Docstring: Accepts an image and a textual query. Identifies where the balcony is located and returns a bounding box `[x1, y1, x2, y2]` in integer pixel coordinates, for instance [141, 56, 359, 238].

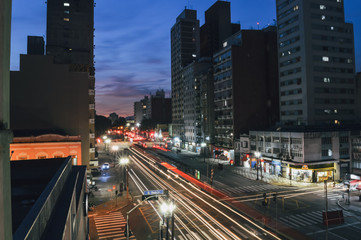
[89, 148, 95, 153]
[89, 104, 95, 110]
[89, 89, 95, 95]
[89, 119, 95, 124]
[89, 133, 95, 138]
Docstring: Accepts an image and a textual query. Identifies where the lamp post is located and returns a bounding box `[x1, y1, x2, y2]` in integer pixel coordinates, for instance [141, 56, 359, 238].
[105, 138, 111, 152]
[255, 151, 261, 181]
[160, 200, 176, 240]
[120, 157, 130, 199]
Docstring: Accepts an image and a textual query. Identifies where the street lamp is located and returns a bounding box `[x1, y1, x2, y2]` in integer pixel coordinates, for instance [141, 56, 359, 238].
[255, 151, 261, 181]
[160, 200, 176, 240]
[105, 138, 111, 151]
[119, 157, 130, 198]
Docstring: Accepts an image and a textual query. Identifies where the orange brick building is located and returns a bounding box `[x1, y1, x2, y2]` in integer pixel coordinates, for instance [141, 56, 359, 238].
[10, 134, 82, 165]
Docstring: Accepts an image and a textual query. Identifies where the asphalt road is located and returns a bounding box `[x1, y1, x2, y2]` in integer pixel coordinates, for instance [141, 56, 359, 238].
[91, 142, 361, 240]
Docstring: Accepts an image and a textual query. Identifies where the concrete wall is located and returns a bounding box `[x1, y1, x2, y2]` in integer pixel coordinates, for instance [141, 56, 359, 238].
[13, 157, 72, 239]
[0, 0, 13, 239]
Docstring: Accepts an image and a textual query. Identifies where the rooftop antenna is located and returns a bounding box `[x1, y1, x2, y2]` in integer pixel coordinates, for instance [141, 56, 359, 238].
[187, 0, 193, 9]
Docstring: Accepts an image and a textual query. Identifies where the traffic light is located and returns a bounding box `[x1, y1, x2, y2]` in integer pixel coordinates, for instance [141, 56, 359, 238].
[246, 154, 250, 160]
[230, 159, 234, 166]
[273, 193, 277, 202]
[262, 193, 268, 206]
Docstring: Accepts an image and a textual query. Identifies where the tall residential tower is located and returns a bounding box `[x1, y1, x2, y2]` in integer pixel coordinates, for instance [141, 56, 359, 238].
[276, 0, 357, 126]
[46, 0, 96, 166]
[171, 9, 200, 140]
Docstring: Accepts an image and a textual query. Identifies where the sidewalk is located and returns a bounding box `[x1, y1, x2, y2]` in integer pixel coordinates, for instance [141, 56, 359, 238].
[177, 148, 320, 188]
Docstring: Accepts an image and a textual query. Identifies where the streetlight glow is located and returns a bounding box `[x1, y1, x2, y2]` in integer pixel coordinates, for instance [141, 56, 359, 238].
[111, 145, 119, 151]
[120, 157, 129, 165]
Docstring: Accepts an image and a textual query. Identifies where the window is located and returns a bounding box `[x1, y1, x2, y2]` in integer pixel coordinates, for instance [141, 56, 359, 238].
[64, 18, 70, 22]
[320, 5, 326, 10]
[64, 10, 69, 14]
[321, 15, 326, 20]
[324, 77, 330, 83]
[322, 137, 332, 145]
[64, 2, 70, 7]
[322, 56, 329, 62]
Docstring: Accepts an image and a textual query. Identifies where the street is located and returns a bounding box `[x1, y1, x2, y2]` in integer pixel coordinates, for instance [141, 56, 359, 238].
[89, 142, 361, 240]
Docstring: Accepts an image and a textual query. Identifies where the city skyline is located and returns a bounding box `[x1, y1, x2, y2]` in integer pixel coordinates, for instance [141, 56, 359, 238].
[10, 0, 361, 117]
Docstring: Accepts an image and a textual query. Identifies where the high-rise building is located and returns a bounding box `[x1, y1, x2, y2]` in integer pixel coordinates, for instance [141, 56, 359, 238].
[200, 1, 240, 58]
[213, 28, 279, 149]
[46, 0, 96, 166]
[134, 96, 150, 125]
[0, 0, 13, 238]
[276, 0, 357, 126]
[27, 36, 45, 55]
[46, 0, 94, 66]
[150, 90, 171, 125]
[183, 59, 213, 149]
[171, 9, 200, 141]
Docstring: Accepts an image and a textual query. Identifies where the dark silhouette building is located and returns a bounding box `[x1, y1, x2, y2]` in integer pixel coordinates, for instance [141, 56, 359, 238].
[200, 1, 240, 58]
[151, 90, 171, 124]
[213, 27, 279, 149]
[27, 36, 44, 55]
[171, 9, 200, 140]
[45, 0, 96, 166]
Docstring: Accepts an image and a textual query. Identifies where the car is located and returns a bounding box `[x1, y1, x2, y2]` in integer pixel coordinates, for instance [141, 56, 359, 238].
[102, 162, 110, 170]
[91, 168, 101, 177]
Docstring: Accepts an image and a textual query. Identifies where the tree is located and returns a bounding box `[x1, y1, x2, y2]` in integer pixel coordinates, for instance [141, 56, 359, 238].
[95, 115, 112, 137]
[112, 117, 126, 128]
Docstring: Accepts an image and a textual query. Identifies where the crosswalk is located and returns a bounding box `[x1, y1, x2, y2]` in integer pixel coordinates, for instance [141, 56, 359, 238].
[279, 208, 353, 229]
[222, 184, 285, 195]
[93, 211, 136, 240]
[314, 192, 342, 201]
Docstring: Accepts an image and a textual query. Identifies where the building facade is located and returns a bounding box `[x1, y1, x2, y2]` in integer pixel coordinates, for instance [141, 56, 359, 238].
[46, 0, 96, 166]
[171, 9, 200, 139]
[0, 0, 13, 238]
[11, 54, 91, 167]
[248, 129, 353, 182]
[276, 0, 357, 126]
[150, 90, 171, 124]
[10, 134, 82, 165]
[213, 28, 279, 150]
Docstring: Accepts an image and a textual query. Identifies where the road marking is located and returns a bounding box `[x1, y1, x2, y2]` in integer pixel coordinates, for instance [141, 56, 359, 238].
[230, 226, 249, 239]
[93, 211, 135, 240]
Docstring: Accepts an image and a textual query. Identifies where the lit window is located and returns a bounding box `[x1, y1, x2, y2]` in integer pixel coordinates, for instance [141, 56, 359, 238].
[347, 59, 352, 63]
[330, 26, 334, 30]
[321, 15, 326, 20]
[322, 56, 329, 62]
[323, 77, 330, 83]
[223, 41, 228, 48]
[64, 2, 70, 7]
[334, 109, 338, 113]
[293, 5, 299, 11]
[64, 10, 69, 14]
[337, 0, 341, 2]
[64, 18, 70, 22]
[324, 109, 331, 114]
[320, 5, 326, 10]
[192, 54, 196, 57]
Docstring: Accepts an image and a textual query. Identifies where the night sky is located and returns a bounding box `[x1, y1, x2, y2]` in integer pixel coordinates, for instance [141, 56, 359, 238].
[10, 0, 361, 117]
